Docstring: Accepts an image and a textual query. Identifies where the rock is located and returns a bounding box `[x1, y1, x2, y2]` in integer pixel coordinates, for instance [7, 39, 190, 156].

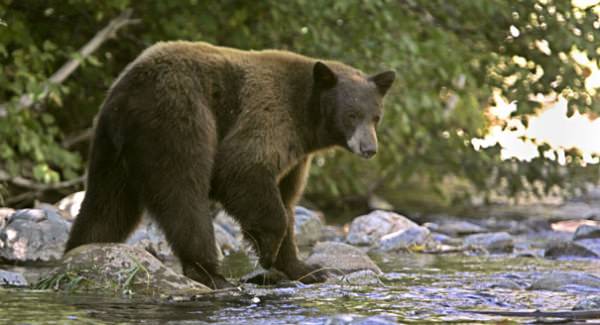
[573, 296, 600, 310]
[486, 279, 523, 290]
[479, 218, 550, 235]
[320, 225, 346, 242]
[127, 217, 173, 261]
[240, 268, 289, 286]
[0, 269, 28, 287]
[34, 202, 71, 222]
[574, 224, 600, 240]
[347, 210, 418, 246]
[425, 219, 487, 237]
[213, 210, 247, 256]
[323, 314, 397, 325]
[0, 208, 14, 229]
[330, 269, 383, 286]
[530, 271, 600, 291]
[127, 216, 242, 261]
[214, 210, 241, 238]
[306, 241, 381, 274]
[543, 242, 599, 259]
[463, 232, 514, 253]
[294, 206, 324, 247]
[214, 222, 242, 256]
[552, 219, 600, 233]
[0, 209, 71, 263]
[574, 239, 600, 256]
[514, 248, 545, 258]
[430, 233, 463, 246]
[524, 230, 573, 245]
[55, 191, 86, 220]
[367, 195, 394, 211]
[555, 202, 600, 220]
[377, 226, 430, 252]
[573, 185, 600, 202]
[37, 244, 211, 296]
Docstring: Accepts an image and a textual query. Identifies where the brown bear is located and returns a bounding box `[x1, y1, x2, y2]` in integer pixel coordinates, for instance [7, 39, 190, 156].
[65, 41, 395, 289]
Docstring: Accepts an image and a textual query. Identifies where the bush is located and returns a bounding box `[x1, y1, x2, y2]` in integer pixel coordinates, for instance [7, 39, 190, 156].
[1, 1, 599, 211]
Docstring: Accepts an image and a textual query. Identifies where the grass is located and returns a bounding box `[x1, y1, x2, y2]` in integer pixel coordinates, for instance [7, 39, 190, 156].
[121, 255, 151, 295]
[35, 271, 87, 292]
[34, 256, 151, 295]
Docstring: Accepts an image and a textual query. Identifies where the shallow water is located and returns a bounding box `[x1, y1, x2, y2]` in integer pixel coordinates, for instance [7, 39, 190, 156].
[2, 253, 600, 324]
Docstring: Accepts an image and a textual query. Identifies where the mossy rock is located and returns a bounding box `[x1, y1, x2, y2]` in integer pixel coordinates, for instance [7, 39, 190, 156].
[35, 244, 211, 297]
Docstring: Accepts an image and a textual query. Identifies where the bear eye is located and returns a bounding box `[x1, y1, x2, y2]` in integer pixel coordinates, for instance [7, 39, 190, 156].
[348, 112, 358, 121]
[373, 116, 381, 124]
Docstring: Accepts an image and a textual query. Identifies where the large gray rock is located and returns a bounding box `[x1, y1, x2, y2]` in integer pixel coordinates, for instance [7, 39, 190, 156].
[430, 233, 463, 246]
[213, 210, 247, 255]
[574, 239, 600, 256]
[218, 206, 325, 248]
[37, 244, 211, 296]
[529, 271, 600, 291]
[294, 206, 323, 247]
[320, 225, 346, 242]
[214, 210, 241, 238]
[554, 202, 600, 220]
[463, 232, 514, 253]
[543, 241, 599, 259]
[306, 241, 381, 274]
[0, 208, 15, 229]
[214, 222, 242, 257]
[127, 218, 173, 261]
[347, 210, 418, 246]
[127, 215, 243, 261]
[573, 296, 600, 310]
[377, 226, 430, 252]
[574, 224, 600, 240]
[0, 209, 71, 263]
[425, 220, 487, 237]
[55, 191, 86, 221]
[0, 269, 27, 287]
[479, 218, 550, 235]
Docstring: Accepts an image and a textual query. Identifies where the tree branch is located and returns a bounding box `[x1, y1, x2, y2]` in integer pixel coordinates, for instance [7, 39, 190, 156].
[0, 169, 85, 191]
[62, 127, 94, 149]
[0, 9, 140, 117]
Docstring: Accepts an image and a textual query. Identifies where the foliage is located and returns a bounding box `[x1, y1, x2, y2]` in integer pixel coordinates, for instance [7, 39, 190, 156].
[0, 0, 599, 211]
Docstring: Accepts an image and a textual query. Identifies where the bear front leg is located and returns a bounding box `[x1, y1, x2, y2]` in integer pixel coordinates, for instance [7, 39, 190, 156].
[212, 164, 288, 269]
[273, 157, 331, 283]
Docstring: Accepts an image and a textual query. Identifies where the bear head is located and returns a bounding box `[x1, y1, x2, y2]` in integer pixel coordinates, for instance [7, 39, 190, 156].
[312, 61, 396, 159]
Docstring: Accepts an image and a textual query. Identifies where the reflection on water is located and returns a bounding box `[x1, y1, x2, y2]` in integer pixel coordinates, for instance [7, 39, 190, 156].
[2, 253, 599, 324]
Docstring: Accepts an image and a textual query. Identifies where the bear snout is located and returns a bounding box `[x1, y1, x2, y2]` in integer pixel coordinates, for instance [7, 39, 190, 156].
[360, 144, 377, 159]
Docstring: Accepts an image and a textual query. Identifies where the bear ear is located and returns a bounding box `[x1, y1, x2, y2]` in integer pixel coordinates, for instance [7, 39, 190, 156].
[370, 70, 396, 95]
[313, 61, 337, 89]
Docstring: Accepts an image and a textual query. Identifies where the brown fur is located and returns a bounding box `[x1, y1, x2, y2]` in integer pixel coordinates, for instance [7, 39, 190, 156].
[65, 41, 395, 289]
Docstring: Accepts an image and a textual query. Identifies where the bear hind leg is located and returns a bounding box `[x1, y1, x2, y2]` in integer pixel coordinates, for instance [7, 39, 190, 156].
[134, 108, 233, 289]
[145, 189, 232, 289]
[65, 128, 143, 252]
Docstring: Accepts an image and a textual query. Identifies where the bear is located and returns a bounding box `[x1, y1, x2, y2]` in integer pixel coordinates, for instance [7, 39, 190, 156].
[64, 41, 395, 289]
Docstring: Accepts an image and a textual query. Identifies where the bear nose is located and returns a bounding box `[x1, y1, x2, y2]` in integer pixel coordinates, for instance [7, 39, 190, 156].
[360, 144, 377, 158]
[362, 149, 376, 158]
